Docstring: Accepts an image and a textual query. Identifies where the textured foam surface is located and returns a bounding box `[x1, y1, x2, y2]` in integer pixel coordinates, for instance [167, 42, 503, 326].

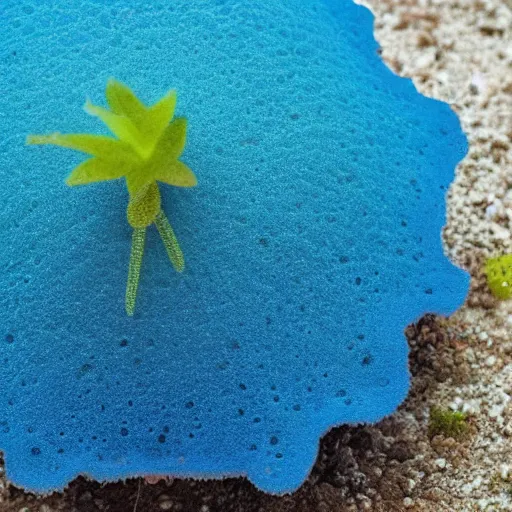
[0, 0, 468, 494]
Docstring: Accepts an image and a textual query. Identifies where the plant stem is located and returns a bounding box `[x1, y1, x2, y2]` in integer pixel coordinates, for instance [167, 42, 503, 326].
[154, 210, 185, 272]
[125, 227, 146, 316]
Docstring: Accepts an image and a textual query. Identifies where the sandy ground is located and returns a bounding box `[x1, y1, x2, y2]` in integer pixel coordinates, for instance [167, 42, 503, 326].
[359, 1, 512, 509]
[1, 0, 511, 511]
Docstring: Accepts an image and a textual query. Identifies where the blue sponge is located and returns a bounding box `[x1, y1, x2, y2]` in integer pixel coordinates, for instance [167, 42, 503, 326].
[0, 0, 468, 494]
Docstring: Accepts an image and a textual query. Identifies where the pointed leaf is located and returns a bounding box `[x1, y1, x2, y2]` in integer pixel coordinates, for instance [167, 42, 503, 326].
[156, 160, 197, 188]
[66, 158, 128, 186]
[125, 167, 153, 197]
[139, 90, 177, 147]
[153, 118, 187, 160]
[27, 132, 137, 161]
[105, 78, 147, 124]
[84, 99, 150, 157]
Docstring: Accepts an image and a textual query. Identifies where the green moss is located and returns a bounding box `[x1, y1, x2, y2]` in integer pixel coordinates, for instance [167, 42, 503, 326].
[485, 254, 512, 300]
[428, 407, 469, 439]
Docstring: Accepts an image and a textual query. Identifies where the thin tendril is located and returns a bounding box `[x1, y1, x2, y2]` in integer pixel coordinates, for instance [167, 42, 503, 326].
[155, 210, 185, 272]
[126, 227, 146, 316]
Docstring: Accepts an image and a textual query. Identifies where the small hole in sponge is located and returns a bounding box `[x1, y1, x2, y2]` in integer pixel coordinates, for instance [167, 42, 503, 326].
[362, 354, 373, 366]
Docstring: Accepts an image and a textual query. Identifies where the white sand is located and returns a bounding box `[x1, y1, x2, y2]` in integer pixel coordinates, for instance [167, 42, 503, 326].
[357, 0, 512, 509]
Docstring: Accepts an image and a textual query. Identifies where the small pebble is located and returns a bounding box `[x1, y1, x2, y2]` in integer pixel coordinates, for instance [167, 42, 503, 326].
[403, 497, 414, 508]
[478, 331, 489, 342]
[485, 355, 496, 367]
[488, 404, 503, 418]
[435, 458, 447, 469]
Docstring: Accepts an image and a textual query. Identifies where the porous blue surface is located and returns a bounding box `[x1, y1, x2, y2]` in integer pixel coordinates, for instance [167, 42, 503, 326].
[0, 0, 468, 494]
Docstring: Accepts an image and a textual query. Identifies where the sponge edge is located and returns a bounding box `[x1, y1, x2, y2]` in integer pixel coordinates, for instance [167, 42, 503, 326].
[0, 0, 468, 495]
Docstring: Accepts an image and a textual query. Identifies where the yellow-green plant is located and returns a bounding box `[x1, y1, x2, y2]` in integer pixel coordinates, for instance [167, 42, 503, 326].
[485, 254, 512, 300]
[27, 79, 197, 315]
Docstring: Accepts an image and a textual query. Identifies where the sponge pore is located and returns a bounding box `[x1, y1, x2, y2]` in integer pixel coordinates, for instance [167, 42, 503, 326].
[0, 0, 468, 494]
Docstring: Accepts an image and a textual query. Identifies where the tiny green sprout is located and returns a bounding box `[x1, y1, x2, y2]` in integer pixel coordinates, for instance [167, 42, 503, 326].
[428, 406, 469, 439]
[485, 254, 512, 300]
[27, 79, 197, 315]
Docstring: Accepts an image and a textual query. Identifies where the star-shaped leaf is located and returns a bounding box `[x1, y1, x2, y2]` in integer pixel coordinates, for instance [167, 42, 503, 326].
[26, 79, 197, 201]
[27, 79, 198, 316]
